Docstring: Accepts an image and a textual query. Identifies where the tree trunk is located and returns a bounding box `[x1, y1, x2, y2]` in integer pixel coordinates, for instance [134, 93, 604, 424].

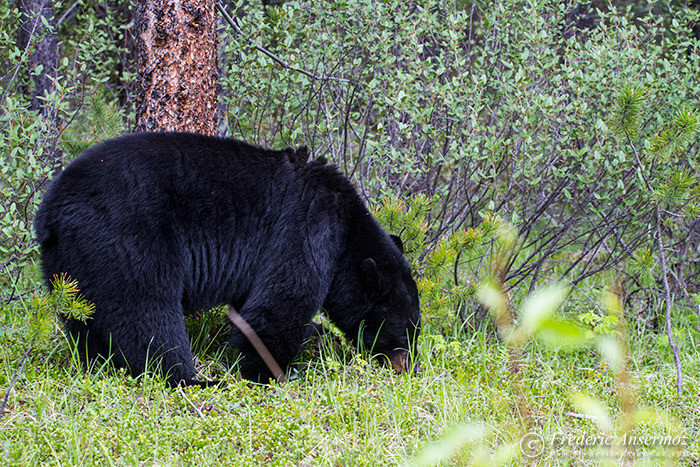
[17, 0, 57, 119]
[133, 0, 219, 135]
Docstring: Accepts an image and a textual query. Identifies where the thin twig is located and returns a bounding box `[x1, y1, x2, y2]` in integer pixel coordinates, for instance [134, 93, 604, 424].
[226, 307, 287, 383]
[216, 2, 348, 83]
[2, 286, 41, 305]
[666, 266, 700, 327]
[0, 346, 32, 420]
[656, 206, 683, 395]
[0, 3, 45, 105]
[176, 386, 205, 417]
[56, 0, 81, 27]
[565, 411, 598, 421]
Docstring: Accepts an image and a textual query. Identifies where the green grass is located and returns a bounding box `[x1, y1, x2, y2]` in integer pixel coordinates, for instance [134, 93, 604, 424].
[1, 296, 698, 467]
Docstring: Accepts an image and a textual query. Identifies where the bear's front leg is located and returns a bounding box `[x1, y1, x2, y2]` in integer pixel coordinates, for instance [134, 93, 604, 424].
[228, 296, 319, 383]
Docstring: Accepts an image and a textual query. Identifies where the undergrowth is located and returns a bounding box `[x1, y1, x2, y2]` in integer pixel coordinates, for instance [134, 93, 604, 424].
[0, 265, 698, 465]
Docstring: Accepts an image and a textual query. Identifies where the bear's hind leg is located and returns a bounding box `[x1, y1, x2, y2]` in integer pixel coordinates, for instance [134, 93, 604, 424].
[100, 303, 202, 386]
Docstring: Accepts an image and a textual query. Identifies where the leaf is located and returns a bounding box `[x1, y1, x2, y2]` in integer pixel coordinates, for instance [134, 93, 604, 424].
[597, 336, 624, 373]
[477, 280, 507, 316]
[519, 284, 568, 335]
[570, 392, 613, 432]
[630, 407, 682, 436]
[536, 316, 589, 348]
[600, 291, 623, 323]
[609, 83, 647, 138]
[408, 423, 491, 467]
[649, 105, 700, 160]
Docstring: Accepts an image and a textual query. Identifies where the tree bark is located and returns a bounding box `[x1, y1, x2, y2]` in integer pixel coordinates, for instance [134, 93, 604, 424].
[134, 0, 219, 135]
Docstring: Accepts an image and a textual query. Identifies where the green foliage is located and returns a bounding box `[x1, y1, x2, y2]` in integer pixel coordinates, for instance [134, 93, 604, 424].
[371, 194, 434, 261]
[648, 105, 700, 161]
[607, 73, 700, 343]
[1, 283, 696, 465]
[609, 83, 647, 138]
[218, 0, 700, 327]
[373, 196, 494, 330]
[408, 423, 494, 467]
[478, 275, 586, 350]
[45, 273, 95, 322]
[60, 90, 127, 159]
[465, 242, 687, 464]
[0, 100, 53, 299]
[2, 1, 700, 462]
[629, 247, 655, 284]
[655, 170, 700, 211]
[0, 3, 20, 77]
[578, 298, 621, 336]
[185, 306, 235, 368]
[22, 273, 94, 350]
[1, 0, 131, 303]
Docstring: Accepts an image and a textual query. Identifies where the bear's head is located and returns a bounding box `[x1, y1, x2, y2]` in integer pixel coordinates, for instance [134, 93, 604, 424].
[324, 233, 421, 373]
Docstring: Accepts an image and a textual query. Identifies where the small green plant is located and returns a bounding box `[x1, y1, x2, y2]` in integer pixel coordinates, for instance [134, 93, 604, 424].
[609, 81, 700, 394]
[372, 195, 497, 332]
[60, 90, 127, 160]
[0, 273, 94, 419]
[43, 273, 95, 322]
[26, 273, 94, 349]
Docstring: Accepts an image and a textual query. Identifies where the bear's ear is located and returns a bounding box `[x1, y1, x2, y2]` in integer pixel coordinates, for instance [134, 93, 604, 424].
[287, 146, 308, 165]
[294, 146, 309, 164]
[361, 258, 382, 292]
[389, 234, 404, 254]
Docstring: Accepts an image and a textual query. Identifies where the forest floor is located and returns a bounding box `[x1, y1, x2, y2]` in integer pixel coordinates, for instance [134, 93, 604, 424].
[1, 270, 698, 466]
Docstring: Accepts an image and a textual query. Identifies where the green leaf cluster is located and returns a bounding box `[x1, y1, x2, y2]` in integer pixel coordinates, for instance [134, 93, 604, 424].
[648, 106, 700, 161]
[46, 273, 95, 322]
[609, 83, 648, 138]
[373, 196, 494, 330]
[24, 273, 94, 348]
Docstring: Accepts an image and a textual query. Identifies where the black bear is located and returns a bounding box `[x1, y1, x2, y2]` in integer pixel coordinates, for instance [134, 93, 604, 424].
[35, 132, 421, 385]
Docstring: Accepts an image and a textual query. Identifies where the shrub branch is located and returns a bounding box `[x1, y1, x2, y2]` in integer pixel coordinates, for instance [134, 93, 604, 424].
[628, 134, 683, 395]
[216, 2, 348, 83]
[0, 346, 32, 420]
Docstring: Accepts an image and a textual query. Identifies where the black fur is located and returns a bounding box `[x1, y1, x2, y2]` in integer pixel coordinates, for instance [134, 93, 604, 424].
[35, 132, 421, 385]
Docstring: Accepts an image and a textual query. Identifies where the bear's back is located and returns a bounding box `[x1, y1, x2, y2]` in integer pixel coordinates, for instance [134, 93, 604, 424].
[59, 133, 289, 187]
[35, 133, 358, 267]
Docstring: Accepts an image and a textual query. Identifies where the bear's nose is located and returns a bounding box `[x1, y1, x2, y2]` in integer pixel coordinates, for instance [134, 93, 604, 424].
[384, 349, 420, 374]
[387, 349, 408, 373]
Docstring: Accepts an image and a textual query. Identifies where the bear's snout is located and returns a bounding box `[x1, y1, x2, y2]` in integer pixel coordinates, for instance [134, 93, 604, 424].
[383, 349, 420, 374]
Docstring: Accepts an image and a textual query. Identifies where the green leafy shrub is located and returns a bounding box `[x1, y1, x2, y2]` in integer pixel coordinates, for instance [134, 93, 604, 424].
[373, 195, 497, 331]
[1, 0, 131, 303]
[218, 0, 700, 332]
[0, 102, 53, 300]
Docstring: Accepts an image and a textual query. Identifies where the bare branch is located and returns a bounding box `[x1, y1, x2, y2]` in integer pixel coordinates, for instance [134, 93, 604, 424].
[0, 346, 32, 420]
[227, 307, 287, 383]
[655, 206, 684, 395]
[216, 2, 348, 84]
